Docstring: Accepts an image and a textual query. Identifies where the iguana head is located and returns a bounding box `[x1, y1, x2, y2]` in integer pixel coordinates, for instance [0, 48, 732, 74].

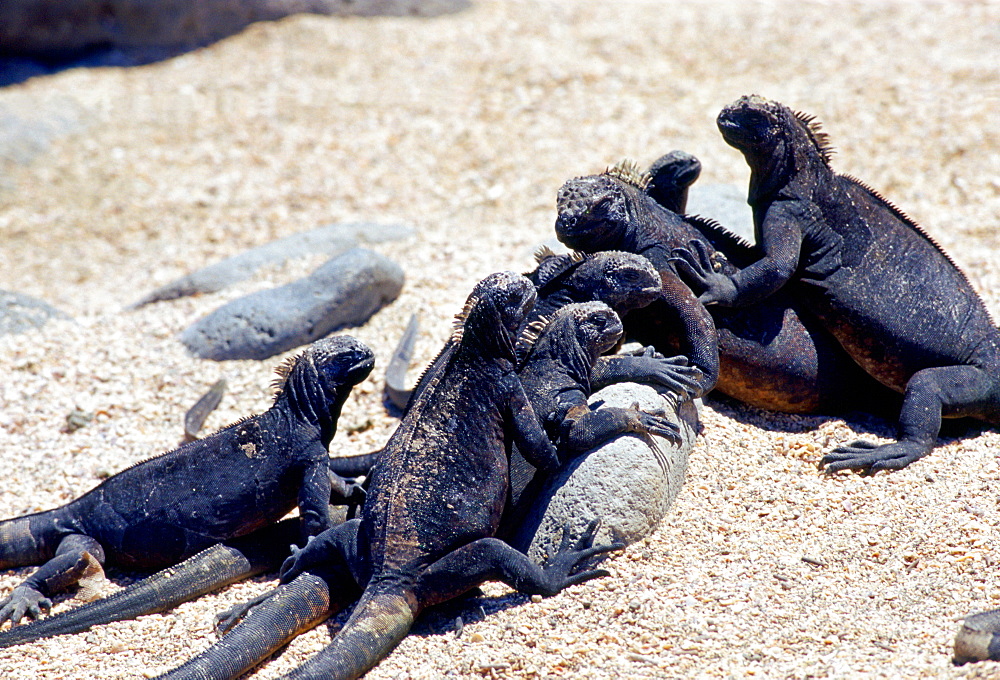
[272, 335, 375, 438]
[717, 95, 834, 175]
[555, 160, 651, 252]
[457, 271, 537, 360]
[572, 251, 661, 314]
[517, 301, 623, 369]
[273, 335, 375, 395]
[647, 150, 702, 214]
[530, 248, 660, 316]
[570, 301, 625, 359]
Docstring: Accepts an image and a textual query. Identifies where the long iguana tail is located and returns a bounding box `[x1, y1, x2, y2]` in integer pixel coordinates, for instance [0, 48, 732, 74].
[0, 542, 267, 648]
[0, 512, 60, 569]
[156, 573, 336, 680]
[285, 584, 417, 680]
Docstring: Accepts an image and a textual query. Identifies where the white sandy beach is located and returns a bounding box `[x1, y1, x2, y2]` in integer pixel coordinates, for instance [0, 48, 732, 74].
[0, 1, 998, 677]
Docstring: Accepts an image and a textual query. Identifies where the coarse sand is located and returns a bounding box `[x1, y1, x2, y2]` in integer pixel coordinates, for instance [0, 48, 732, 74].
[0, 1, 998, 678]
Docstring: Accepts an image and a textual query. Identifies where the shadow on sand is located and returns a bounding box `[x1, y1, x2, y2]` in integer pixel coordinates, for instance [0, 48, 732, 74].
[0, 0, 471, 87]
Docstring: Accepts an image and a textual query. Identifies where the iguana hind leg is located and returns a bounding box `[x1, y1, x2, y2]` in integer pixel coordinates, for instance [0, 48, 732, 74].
[0, 533, 105, 627]
[416, 519, 623, 607]
[821, 365, 1000, 473]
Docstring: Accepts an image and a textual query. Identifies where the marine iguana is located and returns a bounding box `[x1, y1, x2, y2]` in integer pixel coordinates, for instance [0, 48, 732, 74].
[555, 159, 893, 415]
[671, 94, 1000, 472]
[154, 271, 622, 680]
[385, 248, 702, 410]
[646, 149, 702, 214]
[0, 336, 373, 646]
[502, 300, 680, 537]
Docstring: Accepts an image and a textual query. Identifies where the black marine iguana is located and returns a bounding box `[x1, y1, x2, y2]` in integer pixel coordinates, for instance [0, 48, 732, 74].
[503, 300, 681, 537]
[555, 158, 893, 415]
[0, 336, 374, 646]
[671, 94, 1000, 473]
[646, 149, 702, 214]
[154, 271, 622, 680]
[385, 248, 702, 409]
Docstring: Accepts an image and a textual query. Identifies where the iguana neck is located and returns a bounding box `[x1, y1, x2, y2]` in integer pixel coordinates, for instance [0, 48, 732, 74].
[462, 311, 517, 363]
[530, 322, 593, 394]
[630, 192, 675, 258]
[279, 366, 341, 446]
[747, 137, 827, 205]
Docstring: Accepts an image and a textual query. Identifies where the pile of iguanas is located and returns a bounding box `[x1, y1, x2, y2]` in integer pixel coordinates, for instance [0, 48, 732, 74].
[1, 94, 997, 677]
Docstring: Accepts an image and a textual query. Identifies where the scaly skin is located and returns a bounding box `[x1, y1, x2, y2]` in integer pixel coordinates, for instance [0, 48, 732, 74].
[154, 272, 622, 680]
[388, 248, 703, 410]
[673, 95, 1000, 473]
[555, 160, 893, 416]
[503, 301, 682, 536]
[0, 336, 373, 640]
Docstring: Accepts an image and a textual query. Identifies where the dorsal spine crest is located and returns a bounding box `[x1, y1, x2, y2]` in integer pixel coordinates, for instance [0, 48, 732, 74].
[604, 159, 652, 190]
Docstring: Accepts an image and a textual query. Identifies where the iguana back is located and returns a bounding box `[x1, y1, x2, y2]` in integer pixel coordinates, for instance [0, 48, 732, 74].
[672, 94, 1000, 472]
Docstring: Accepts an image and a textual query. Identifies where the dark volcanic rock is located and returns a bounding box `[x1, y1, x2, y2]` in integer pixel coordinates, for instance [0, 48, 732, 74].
[180, 248, 404, 361]
[0, 0, 471, 58]
[131, 221, 412, 308]
[0, 290, 70, 335]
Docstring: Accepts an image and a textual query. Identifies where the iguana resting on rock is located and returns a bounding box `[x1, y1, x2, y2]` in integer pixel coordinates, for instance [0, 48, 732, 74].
[0, 336, 374, 647]
[555, 158, 893, 416]
[503, 300, 680, 538]
[671, 94, 1000, 473]
[385, 248, 702, 410]
[154, 272, 622, 680]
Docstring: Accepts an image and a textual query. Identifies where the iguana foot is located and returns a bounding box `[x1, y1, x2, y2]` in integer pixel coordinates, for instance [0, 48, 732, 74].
[643, 355, 704, 399]
[0, 585, 51, 626]
[954, 608, 1000, 665]
[669, 239, 738, 307]
[279, 536, 317, 583]
[214, 589, 276, 635]
[626, 405, 682, 443]
[820, 439, 930, 474]
[538, 519, 624, 596]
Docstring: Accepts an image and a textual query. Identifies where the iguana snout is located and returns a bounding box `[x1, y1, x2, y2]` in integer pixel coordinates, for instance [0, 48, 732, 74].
[305, 336, 376, 390]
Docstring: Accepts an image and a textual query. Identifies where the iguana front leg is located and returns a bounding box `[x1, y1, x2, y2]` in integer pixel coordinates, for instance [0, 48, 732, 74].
[298, 446, 337, 538]
[506, 375, 561, 472]
[560, 402, 681, 453]
[592, 350, 702, 399]
[671, 201, 806, 307]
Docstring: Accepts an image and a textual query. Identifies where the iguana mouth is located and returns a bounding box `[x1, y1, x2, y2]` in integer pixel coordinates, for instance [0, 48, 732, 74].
[347, 354, 376, 382]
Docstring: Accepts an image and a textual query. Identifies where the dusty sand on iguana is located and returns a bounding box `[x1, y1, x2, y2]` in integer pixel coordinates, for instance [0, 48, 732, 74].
[0, 1, 998, 678]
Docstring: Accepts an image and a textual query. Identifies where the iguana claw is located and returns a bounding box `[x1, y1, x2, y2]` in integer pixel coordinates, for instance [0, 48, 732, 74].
[0, 586, 51, 627]
[538, 519, 624, 595]
[820, 439, 929, 474]
[670, 239, 739, 307]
